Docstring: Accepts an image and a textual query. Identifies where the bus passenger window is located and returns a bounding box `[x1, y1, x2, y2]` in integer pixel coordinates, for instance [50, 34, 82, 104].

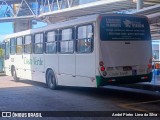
[34, 33, 43, 54]
[60, 28, 74, 53]
[24, 35, 32, 54]
[16, 37, 23, 54]
[76, 24, 93, 53]
[10, 38, 16, 55]
[5, 41, 10, 59]
[46, 31, 56, 54]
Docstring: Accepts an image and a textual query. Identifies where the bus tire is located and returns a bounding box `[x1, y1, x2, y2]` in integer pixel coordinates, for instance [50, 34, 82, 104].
[12, 68, 19, 82]
[46, 69, 57, 90]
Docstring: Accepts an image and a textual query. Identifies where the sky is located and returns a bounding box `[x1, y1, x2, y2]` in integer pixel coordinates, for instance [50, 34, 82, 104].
[0, 22, 13, 42]
[0, 21, 47, 42]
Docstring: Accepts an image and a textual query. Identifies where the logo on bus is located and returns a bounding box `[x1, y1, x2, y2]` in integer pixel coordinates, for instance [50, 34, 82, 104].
[24, 57, 43, 65]
[123, 19, 144, 28]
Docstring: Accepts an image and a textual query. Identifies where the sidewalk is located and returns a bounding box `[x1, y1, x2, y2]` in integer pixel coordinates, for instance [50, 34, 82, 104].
[151, 75, 160, 85]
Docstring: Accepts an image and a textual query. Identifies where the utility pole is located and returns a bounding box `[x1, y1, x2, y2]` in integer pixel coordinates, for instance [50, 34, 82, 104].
[136, 0, 144, 10]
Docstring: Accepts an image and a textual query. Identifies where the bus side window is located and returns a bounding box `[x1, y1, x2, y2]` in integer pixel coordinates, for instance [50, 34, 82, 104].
[60, 28, 74, 53]
[34, 33, 44, 54]
[76, 24, 93, 53]
[5, 41, 10, 60]
[45, 30, 57, 54]
[16, 37, 23, 54]
[24, 35, 32, 54]
[10, 38, 16, 55]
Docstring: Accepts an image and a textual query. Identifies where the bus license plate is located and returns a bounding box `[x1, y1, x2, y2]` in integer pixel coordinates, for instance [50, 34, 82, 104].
[123, 66, 132, 71]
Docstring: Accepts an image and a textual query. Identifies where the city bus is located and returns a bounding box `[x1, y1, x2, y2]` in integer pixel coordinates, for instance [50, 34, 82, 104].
[3, 14, 152, 89]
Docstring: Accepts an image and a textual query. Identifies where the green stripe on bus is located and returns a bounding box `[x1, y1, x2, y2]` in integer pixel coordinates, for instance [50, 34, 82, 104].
[96, 73, 152, 87]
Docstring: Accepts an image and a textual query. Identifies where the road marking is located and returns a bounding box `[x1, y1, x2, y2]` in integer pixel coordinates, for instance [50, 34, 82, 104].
[118, 104, 149, 112]
[118, 100, 160, 115]
[120, 99, 160, 106]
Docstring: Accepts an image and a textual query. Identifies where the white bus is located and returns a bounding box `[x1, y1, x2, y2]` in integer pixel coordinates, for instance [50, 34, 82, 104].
[3, 14, 152, 89]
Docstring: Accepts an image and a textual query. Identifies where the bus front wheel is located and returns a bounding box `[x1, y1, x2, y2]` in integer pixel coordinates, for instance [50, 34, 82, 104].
[46, 70, 57, 90]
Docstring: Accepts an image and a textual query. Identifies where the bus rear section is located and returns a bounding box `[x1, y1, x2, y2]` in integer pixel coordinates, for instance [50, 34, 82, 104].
[96, 14, 152, 87]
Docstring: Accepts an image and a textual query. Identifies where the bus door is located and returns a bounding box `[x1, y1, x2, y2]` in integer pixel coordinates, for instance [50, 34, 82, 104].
[58, 28, 76, 86]
[15, 37, 24, 78]
[32, 33, 45, 82]
[75, 24, 96, 87]
[4, 41, 10, 75]
[23, 35, 33, 80]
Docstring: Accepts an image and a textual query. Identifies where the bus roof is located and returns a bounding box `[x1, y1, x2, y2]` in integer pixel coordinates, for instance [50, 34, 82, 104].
[4, 13, 148, 40]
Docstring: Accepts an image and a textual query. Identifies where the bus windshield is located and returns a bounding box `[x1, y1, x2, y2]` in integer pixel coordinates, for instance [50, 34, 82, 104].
[100, 15, 151, 41]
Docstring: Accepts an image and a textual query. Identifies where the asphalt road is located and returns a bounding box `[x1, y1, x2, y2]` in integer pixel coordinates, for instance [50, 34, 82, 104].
[0, 76, 160, 120]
